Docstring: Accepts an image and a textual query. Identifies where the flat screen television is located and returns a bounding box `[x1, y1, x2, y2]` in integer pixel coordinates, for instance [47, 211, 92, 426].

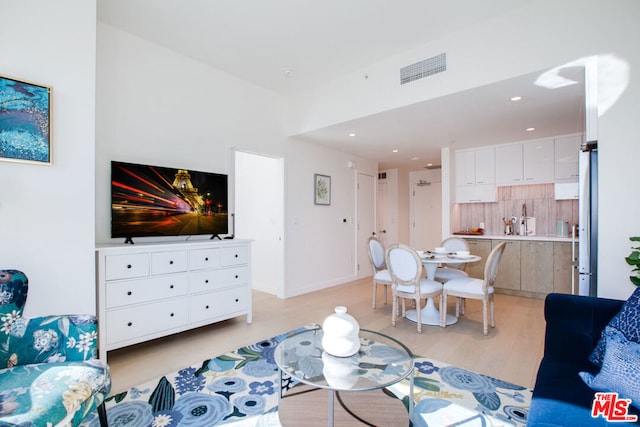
[111, 161, 228, 241]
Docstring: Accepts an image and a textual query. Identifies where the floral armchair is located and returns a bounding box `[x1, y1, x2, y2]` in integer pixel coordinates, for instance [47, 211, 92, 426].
[0, 270, 110, 426]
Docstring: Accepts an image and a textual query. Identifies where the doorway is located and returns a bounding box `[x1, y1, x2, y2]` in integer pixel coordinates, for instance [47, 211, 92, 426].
[234, 150, 285, 297]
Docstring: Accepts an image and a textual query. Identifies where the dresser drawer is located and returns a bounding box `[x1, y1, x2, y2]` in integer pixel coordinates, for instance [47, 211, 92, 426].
[106, 297, 188, 345]
[105, 253, 149, 281]
[106, 274, 188, 308]
[189, 248, 220, 270]
[189, 266, 248, 293]
[190, 286, 249, 324]
[220, 245, 249, 266]
[151, 250, 188, 275]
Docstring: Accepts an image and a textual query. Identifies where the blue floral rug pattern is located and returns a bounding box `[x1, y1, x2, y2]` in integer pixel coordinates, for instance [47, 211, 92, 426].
[81, 325, 531, 426]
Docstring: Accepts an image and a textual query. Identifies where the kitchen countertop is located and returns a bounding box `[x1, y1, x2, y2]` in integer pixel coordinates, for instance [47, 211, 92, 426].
[456, 234, 576, 243]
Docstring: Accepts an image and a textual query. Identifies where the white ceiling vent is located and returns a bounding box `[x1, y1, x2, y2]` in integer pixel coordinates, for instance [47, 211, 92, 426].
[400, 53, 446, 85]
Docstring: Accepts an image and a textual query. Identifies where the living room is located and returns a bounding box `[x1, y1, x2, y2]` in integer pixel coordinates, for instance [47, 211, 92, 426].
[1, 1, 639, 425]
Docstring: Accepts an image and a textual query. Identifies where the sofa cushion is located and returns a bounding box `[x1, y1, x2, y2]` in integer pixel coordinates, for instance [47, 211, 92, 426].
[580, 326, 640, 410]
[590, 287, 640, 366]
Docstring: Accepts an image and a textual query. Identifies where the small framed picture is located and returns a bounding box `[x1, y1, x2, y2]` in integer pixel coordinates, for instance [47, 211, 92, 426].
[314, 174, 331, 205]
[0, 74, 52, 164]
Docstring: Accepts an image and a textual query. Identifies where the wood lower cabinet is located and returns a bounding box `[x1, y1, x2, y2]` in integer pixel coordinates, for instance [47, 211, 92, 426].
[464, 239, 492, 279]
[521, 241, 553, 294]
[492, 240, 521, 291]
[96, 239, 252, 360]
[553, 242, 578, 294]
[462, 237, 577, 298]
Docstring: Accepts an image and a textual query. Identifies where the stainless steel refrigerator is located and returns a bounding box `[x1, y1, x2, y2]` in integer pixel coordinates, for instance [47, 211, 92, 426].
[577, 142, 598, 296]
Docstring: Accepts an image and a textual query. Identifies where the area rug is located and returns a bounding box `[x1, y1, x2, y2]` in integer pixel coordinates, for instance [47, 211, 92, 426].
[80, 325, 531, 426]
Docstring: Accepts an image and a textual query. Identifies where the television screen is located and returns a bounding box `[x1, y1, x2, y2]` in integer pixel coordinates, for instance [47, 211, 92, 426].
[111, 161, 228, 239]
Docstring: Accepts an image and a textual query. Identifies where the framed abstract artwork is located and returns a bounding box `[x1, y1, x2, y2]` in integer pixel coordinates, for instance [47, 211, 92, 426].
[0, 74, 52, 164]
[314, 174, 331, 205]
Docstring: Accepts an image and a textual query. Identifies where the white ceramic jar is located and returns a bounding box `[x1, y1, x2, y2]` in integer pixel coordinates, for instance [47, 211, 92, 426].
[321, 306, 360, 357]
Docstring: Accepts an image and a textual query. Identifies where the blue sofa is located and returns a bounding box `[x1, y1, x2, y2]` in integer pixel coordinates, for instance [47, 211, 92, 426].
[528, 293, 639, 426]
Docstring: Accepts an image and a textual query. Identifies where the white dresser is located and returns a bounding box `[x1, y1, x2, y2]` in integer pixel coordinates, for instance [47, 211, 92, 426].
[96, 239, 252, 360]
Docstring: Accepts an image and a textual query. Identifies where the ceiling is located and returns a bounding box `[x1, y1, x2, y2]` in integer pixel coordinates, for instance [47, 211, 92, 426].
[97, 0, 585, 170]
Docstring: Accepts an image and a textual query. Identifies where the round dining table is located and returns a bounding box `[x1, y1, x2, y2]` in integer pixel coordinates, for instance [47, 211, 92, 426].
[404, 252, 481, 326]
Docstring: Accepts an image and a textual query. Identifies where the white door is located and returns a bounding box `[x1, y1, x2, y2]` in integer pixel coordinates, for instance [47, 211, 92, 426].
[412, 181, 442, 251]
[234, 151, 285, 297]
[377, 179, 390, 246]
[357, 172, 375, 279]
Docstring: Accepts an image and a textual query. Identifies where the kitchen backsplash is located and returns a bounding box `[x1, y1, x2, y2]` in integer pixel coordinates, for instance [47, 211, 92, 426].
[456, 184, 578, 236]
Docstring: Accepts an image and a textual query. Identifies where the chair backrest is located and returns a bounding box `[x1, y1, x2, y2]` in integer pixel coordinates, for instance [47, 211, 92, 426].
[0, 269, 28, 319]
[484, 242, 507, 289]
[441, 237, 469, 252]
[441, 237, 470, 269]
[368, 236, 386, 271]
[385, 244, 422, 286]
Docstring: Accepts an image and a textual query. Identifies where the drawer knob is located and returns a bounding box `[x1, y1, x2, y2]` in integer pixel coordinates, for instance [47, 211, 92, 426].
[170, 312, 174, 317]
[205, 305, 210, 309]
[235, 298, 239, 302]
[170, 284, 174, 289]
[205, 279, 209, 284]
[127, 322, 133, 327]
[235, 275, 239, 279]
[127, 264, 132, 269]
[205, 257, 209, 261]
[235, 254, 239, 258]
[169, 260, 174, 265]
[127, 291, 132, 296]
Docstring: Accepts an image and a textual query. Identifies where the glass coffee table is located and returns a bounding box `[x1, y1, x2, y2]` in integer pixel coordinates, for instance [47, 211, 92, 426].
[274, 327, 415, 427]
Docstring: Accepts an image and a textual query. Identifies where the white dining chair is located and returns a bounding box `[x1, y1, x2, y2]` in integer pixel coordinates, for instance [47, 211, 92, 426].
[367, 236, 393, 308]
[434, 237, 470, 283]
[386, 244, 443, 333]
[439, 241, 506, 335]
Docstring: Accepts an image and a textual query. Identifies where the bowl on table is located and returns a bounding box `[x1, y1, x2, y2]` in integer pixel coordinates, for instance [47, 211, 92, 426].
[456, 250, 470, 257]
[434, 247, 447, 254]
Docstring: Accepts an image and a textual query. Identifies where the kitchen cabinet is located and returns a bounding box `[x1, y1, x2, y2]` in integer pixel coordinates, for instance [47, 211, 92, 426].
[521, 241, 554, 294]
[454, 148, 496, 203]
[492, 240, 521, 291]
[464, 239, 492, 279]
[523, 139, 554, 183]
[495, 144, 523, 185]
[555, 134, 581, 181]
[553, 241, 578, 294]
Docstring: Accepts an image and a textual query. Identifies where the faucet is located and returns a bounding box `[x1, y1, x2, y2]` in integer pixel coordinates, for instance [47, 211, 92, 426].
[521, 203, 527, 235]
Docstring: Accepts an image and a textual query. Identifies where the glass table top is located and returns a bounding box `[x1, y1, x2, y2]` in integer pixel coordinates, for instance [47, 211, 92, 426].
[274, 327, 414, 391]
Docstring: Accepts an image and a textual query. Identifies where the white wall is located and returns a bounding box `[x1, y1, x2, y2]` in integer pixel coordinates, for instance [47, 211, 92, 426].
[0, 0, 97, 316]
[96, 24, 378, 300]
[286, 0, 640, 300]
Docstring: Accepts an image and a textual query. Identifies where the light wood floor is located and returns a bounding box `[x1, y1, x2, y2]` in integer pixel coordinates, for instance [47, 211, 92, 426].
[106, 277, 546, 395]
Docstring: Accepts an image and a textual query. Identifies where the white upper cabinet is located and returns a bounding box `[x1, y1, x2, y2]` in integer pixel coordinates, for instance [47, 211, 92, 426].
[554, 134, 581, 181]
[495, 144, 523, 185]
[454, 148, 496, 203]
[455, 150, 476, 185]
[523, 139, 554, 183]
[475, 147, 495, 185]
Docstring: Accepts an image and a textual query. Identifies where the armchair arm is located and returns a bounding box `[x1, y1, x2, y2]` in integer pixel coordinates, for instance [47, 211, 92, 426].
[543, 293, 623, 363]
[0, 314, 98, 368]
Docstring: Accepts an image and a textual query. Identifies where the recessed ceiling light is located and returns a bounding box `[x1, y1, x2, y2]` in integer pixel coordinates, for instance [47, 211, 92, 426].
[392, 149, 399, 153]
[426, 163, 433, 167]
[348, 133, 356, 137]
[411, 157, 420, 161]
[510, 96, 523, 101]
[526, 127, 536, 132]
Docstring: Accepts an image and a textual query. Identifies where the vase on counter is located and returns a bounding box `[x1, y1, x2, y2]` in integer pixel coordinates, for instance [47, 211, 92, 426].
[321, 306, 361, 357]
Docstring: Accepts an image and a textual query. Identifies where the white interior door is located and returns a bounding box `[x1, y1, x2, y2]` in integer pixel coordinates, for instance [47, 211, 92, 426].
[234, 150, 284, 297]
[377, 179, 390, 246]
[357, 172, 375, 279]
[412, 180, 442, 251]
